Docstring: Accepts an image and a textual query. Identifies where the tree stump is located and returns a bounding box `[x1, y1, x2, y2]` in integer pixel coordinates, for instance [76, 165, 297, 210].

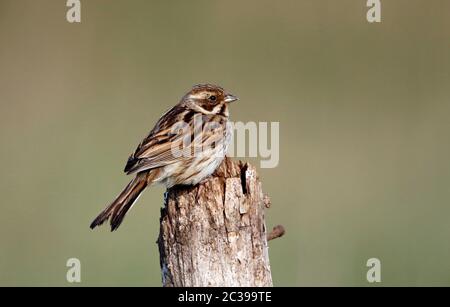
[157, 157, 275, 287]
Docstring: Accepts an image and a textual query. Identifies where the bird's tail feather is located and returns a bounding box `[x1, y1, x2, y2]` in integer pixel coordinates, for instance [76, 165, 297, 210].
[90, 173, 149, 231]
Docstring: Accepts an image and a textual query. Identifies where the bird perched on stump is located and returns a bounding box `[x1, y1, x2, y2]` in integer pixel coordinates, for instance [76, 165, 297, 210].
[90, 84, 238, 231]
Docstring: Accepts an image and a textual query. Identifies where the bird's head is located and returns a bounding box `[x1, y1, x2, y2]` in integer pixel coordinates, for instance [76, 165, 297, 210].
[182, 84, 238, 116]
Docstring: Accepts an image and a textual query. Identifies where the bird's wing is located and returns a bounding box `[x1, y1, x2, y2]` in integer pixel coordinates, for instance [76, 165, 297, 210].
[124, 106, 196, 174]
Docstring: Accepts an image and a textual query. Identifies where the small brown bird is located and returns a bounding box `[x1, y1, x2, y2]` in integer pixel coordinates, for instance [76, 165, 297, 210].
[90, 84, 238, 231]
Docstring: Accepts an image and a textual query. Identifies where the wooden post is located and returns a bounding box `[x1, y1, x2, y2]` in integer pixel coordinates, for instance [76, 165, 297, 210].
[157, 157, 283, 287]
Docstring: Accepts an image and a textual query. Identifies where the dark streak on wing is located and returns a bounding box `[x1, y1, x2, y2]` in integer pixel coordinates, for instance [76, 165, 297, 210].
[124, 105, 188, 174]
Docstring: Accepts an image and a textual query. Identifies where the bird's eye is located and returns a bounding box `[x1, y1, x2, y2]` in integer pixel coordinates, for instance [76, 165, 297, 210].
[209, 95, 217, 101]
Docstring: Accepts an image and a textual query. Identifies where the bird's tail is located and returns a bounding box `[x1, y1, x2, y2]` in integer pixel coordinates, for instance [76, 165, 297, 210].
[90, 173, 149, 231]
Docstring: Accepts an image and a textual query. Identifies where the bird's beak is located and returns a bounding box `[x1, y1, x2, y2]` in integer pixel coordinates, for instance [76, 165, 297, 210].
[224, 93, 238, 103]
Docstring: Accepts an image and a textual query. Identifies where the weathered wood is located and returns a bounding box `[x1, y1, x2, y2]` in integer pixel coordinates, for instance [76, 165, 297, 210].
[157, 157, 273, 287]
[267, 225, 285, 241]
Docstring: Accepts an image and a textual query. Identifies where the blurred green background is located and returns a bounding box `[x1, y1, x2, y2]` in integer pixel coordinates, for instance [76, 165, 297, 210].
[1, 0, 450, 286]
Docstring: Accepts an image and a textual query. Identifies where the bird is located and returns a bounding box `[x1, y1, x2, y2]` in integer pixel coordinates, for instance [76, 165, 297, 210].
[90, 84, 238, 231]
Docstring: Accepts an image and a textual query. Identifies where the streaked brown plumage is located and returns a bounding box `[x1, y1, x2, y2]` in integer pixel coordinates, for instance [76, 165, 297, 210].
[90, 84, 238, 231]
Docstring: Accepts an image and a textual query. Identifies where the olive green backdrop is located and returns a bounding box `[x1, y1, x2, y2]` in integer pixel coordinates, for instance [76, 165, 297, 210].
[1, 0, 449, 286]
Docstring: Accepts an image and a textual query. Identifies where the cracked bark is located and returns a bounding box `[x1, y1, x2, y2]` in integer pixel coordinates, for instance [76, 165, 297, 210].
[157, 157, 273, 287]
